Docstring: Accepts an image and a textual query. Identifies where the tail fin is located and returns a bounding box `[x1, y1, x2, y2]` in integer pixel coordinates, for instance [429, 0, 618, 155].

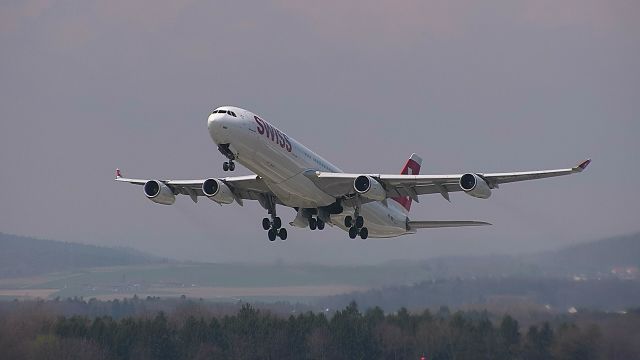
[391, 153, 422, 212]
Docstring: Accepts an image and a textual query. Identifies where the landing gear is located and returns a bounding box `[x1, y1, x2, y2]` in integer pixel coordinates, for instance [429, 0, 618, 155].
[218, 144, 236, 172]
[308, 217, 325, 231]
[261, 195, 286, 241]
[268, 228, 277, 241]
[223, 161, 235, 172]
[346, 206, 367, 239]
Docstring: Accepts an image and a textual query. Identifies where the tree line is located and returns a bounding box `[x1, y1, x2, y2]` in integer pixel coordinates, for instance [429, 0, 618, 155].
[2, 298, 634, 360]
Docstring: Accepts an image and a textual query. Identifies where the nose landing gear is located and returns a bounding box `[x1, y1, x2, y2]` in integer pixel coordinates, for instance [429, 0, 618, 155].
[223, 161, 235, 172]
[218, 144, 236, 172]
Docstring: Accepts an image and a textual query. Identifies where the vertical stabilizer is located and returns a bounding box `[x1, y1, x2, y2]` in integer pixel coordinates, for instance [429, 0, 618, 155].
[391, 153, 422, 212]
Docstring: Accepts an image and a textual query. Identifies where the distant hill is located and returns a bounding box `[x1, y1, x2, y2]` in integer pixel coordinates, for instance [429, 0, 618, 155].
[400, 233, 640, 279]
[0, 233, 162, 278]
[527, 233, 640, 276]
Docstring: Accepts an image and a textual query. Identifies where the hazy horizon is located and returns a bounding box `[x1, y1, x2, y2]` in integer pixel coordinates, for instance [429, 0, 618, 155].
[1, 1, 639, 264]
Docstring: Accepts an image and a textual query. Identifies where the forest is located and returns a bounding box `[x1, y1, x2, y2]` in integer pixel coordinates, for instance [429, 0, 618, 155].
[1, 297, 638, 360]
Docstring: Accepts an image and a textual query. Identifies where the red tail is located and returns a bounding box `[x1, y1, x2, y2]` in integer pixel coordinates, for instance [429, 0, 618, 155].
[391, 153, 422, 212]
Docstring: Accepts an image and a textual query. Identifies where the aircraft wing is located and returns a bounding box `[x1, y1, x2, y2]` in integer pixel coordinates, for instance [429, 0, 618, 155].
[306, 159, 591, 202]
[115, 169, 273, 205]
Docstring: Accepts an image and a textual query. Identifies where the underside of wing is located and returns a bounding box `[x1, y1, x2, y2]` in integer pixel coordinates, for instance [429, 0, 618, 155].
[115, 169, 275, 205]
[408, 220, 491, 229]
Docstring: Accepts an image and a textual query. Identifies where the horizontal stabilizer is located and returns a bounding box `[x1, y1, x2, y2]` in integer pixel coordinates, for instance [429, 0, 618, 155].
[408, 220, 491, 229]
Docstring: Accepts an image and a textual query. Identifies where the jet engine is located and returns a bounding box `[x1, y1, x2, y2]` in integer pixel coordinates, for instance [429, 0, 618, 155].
[202, 178, 235, 204]
[459, 173, 492, 199]
[144, 180, 176, 205]
[353, 175, 386, 201]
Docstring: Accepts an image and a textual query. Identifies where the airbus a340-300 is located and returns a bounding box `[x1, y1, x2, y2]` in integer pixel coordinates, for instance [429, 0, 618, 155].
[116, 106, 591, 241]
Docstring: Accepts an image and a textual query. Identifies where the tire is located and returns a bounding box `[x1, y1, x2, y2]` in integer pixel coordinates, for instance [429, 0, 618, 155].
[278, 228, 287, 240]
[348, 226, 358, 239]
[317, 220, 325, 230]
[273, 217, 282, 229]
[309, 217, 317, 230]
[268, 229, 277, 241]
[344, 216, 353, 228]
[359, 227, 368, 240]
[229, 162, 235, 171]
[355, 216, 364, 229]
[223, 162, 229, 171]
[262, 218, 271, 230]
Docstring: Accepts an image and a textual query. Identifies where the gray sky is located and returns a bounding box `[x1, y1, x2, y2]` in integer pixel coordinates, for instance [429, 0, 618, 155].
[1, 0, 638, 264]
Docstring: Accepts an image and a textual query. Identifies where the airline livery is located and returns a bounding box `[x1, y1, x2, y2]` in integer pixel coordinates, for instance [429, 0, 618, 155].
[116, 106, 591, 241]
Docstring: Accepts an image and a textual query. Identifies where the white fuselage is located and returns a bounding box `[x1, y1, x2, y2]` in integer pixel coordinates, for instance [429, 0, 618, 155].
[207, 106, 412, 238]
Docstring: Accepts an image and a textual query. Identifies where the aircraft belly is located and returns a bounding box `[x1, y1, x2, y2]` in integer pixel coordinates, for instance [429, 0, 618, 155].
[268, 173, 336, 208]
[330, 202, 408, 238]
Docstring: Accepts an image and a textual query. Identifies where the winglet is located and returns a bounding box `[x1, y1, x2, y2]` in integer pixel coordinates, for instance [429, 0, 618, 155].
[574, 159, 591, 172]
[115, 168, 122, 178]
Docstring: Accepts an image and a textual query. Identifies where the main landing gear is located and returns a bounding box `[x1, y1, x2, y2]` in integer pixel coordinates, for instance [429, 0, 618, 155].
[263, 216, 287, 241]
[260, 195, 286, 241]
[344, 213, 368, 240]
[308, 217, 326, 231]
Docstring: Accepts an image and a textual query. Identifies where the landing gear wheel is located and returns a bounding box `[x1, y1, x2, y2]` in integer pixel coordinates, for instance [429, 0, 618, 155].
[309, 217, 317, 230]
[359, 227, 368, 240]
[273, 217, 282, 229]
[348, 226, 358, 239]
[317, 220, 325, 230]
[268, 228, 277, 241]
[262, 218, 271, 230]
[223, 162, 229, 171]
[278, 228, 287, 240]
[344, 216, 353, 228]
[228, 161, 235, 171]
[355, 216, 364, 229]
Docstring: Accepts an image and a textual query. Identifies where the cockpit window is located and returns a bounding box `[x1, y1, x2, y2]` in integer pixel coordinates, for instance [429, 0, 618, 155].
[213, 109, 236, 117]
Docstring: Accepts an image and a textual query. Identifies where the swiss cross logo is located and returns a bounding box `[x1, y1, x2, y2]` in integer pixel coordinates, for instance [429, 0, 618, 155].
[392, 158, 421, 211]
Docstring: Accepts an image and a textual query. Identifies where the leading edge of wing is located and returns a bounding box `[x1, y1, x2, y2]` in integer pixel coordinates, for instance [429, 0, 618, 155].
[408, 220, 491, 229]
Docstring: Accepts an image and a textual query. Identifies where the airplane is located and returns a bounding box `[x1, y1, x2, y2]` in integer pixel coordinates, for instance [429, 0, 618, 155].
[116, 106, 591, 241]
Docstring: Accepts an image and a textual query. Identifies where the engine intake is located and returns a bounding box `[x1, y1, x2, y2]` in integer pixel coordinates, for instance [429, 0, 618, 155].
[459, 173, 492, 199]
[354, 175, 386, 201]
[202, 178, 235, 204]
[144, 180, 175, 205]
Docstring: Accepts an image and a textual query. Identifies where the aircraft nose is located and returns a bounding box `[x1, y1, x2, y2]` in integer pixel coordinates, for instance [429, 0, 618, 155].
[207, 112, 233, 143]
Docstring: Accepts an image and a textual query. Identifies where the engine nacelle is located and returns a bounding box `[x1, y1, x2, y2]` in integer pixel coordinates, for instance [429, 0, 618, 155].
[202, 178, 235, 204]
[353, 175, 386, 201]
[144, 180, 175, 205]
[459, 173, 492, 199]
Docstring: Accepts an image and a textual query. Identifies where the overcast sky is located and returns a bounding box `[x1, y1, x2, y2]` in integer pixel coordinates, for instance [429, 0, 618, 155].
[1, 0, 638, 264]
